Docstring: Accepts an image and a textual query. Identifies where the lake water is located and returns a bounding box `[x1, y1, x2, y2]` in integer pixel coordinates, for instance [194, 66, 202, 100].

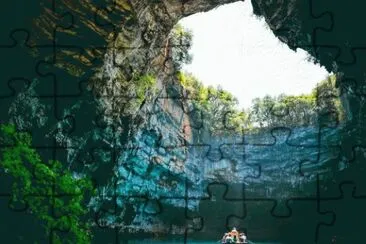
[125, 240, 281, 244]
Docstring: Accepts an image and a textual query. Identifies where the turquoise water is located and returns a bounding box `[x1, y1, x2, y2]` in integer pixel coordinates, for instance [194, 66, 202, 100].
[125, 240, 281, 244]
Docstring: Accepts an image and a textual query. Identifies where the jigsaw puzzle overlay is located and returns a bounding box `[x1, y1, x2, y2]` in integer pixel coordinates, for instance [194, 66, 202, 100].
[1, 0, 366, 243]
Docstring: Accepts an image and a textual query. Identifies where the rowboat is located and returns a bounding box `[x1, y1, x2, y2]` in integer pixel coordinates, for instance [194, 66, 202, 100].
[221, 228, 248, 243]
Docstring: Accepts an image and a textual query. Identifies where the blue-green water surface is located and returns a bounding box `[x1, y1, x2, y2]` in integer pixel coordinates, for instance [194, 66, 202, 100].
[125, 240, 281, 244]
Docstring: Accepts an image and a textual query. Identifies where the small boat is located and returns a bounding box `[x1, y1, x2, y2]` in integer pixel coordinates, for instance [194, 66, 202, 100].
[221, 227, 248, 244]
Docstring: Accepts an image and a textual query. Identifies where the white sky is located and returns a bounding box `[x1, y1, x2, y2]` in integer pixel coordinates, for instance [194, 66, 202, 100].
[178, 0, 330, 109]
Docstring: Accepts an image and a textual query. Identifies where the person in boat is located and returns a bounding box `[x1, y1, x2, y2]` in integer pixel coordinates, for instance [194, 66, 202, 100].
[222, 233, 234, 243]
[239, 232, 247, 243]
[230, 227, 239, 242]
[222, 233, 228, 241]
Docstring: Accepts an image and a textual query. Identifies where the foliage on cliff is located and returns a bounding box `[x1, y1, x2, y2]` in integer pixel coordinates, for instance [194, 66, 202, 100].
[249, 74, 344, 128]
[177, 71, 249, 134]
[249, 93, 316, 128]
[131, 73, 157, 104]
[177, 71, 344, 132]
[0, 124, 95, 244]
[168, 24, 194, 70]
[169, 24, 344, 133]
[314, 74, 345, 124]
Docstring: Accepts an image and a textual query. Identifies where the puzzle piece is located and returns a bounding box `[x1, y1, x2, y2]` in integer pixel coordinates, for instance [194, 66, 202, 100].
[30, 0, 113, 67]
[317, 146, 366, 200]
[311, 1, 366, 64]
[226, 174, 335, 244]
[185, 183, 246, 240]
[0, 123, 92, 243]
[92, 176, 197, 243]
[0, 78, 31, 123]
[244, 127, 320, 189]
[1, 78, 83, 170]
[0, 196, 48, 243]
[318, 182, 366, 243]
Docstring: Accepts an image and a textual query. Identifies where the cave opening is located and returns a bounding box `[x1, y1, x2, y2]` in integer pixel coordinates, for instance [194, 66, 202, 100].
[173, 0, 342, 130]
[153, 2, 348, 241]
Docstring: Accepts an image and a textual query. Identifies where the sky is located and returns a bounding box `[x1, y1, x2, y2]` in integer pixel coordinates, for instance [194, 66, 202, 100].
[178, 0, 330, 109]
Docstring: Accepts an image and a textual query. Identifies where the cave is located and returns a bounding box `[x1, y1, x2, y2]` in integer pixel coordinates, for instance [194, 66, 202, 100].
[1, 0, 366, 243]
[177, 1, 331, 109]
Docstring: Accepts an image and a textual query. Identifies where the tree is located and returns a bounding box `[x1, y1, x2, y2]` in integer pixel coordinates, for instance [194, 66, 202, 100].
[312, 75, 344, 124]
[247, 75, 343, 129]
[177, 72, 249, 134]
[168, 24, 193, 70]
[249, 95, 276, 127]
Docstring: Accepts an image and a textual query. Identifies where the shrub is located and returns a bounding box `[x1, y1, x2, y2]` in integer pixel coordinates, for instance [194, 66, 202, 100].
[0, 123, 95, 244]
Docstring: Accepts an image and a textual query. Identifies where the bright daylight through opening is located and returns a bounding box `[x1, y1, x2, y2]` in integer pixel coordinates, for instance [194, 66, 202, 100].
[178, 1, 331, 110]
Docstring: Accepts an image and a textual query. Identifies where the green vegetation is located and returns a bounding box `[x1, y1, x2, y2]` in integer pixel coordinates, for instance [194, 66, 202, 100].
[171, 24, 344, 133]
[314, 74, 345, 123]
[249, 93, 317, 128]
[0, 124, 95, 244]
[132, 73, 157, 104]
[177, 72, 344, 133]
[111, 71, 157, 115]
[177, 71, 249, 134]
[168, 24, 193, 70]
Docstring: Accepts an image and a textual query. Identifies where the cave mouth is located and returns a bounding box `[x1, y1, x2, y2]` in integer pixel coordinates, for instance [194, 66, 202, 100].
[178, 0, 331, 110]
[173, 0, 344, 131]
